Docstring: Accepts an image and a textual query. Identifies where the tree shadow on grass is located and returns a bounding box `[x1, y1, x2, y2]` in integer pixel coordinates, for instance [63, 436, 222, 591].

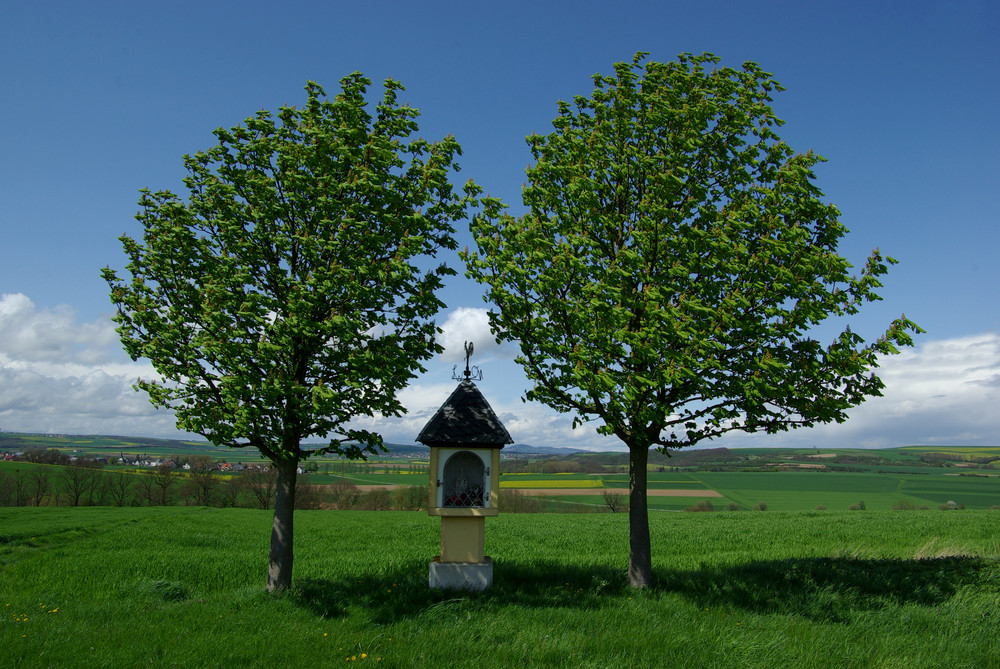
[290, 556, 992, 625]
[290, 559, 629, 623]
[658, 555, 991, 623]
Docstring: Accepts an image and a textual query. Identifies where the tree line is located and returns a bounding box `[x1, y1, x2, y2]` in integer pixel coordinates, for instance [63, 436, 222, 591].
[0, 459, 424, 511]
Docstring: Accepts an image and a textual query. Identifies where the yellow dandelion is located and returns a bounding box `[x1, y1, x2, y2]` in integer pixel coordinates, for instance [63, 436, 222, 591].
[361, 654, 367, 659]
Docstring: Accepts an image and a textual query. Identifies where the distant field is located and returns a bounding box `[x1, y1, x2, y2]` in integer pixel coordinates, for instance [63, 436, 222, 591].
[900, 446, 1000, 457]
[500, 478, 602, 489]
[598, 473, 711, 490]
[305, 472, 426, 486]
[693, 471, 1000, 511]
[4, 463, 997, 512]
[4, 435, 998, 512]
[501, 470, 1000, 511]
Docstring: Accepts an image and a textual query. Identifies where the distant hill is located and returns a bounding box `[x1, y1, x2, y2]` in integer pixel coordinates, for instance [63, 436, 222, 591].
[0, 432, 216, 452]
[5, 433, 996, 469]
[361, 443, 428, 458]
[1, 432, 589, 459]
[502, 443, 589, 456]
[353, 442, 588, 458]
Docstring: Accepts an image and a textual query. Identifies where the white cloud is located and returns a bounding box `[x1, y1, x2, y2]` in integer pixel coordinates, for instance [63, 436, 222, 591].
[374, 332, 1000, 452]
[838, 333, 999, 445]
[0, 293, 119, 364]
[3, 292, 997, 452]
[0, 293, 169, 436]
[436, 307, 514, 363]
[719, 333, 1000, 449]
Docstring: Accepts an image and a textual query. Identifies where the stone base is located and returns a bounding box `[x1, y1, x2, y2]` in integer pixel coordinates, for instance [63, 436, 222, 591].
[428, 556, 493, 591]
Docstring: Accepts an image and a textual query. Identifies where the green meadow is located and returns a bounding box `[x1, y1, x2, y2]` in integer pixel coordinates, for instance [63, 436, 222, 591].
[2, 507, 998, 667]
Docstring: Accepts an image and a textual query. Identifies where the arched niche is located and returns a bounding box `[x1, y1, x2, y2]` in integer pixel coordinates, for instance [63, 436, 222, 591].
[437, 449, 491, 508]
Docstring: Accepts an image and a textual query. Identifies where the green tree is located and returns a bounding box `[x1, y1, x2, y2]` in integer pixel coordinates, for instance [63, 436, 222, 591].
[465, 53, 921, 587]
[103, 75, 474, 591]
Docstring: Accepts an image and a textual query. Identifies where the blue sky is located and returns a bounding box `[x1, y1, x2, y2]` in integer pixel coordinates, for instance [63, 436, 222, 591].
[1, 0, 997, 450]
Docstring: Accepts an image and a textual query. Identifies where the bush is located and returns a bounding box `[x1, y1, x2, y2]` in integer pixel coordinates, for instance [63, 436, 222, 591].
[359, 488, 392, 510]
[602, 489, 627, 513]
[815, 504, 826, 511]
[684, 500, 715, 512]
[726, 502, 739, 511]
[294, 475, 325, 510]
[892, 499, 917, 511]
[849, 500, 866, 511]
[498, 488, 545, 513]
[0, 473, 13, 506]
[328, 481, 361, 509]
[392, 485, 427, 511]
[753, 502, 767, 512]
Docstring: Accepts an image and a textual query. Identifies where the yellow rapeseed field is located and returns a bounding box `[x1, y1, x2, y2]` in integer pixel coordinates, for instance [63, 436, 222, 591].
[499, 479, 603, 489]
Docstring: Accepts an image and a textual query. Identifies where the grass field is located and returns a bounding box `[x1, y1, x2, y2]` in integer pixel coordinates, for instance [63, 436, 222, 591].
[1, 507, 998, 667]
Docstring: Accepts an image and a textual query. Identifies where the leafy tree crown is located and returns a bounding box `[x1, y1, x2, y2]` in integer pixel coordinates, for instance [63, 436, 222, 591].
[465, 52, 921, 450]
[104, 75, 478, 462]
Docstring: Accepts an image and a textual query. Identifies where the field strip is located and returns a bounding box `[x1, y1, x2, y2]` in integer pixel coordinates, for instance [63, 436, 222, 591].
[336, 485, 722, 497]
[514, 488, 723, 497]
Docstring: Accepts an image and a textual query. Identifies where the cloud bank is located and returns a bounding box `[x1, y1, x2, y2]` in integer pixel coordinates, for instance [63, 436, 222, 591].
[2, 293, 997, 451]
[436, 306, 513, 363]
[0, 294, 174, 436]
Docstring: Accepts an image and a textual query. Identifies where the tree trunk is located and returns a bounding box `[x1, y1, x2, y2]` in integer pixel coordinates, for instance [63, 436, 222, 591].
[628, 444, 652, 588]
[267, 457, 298, 592]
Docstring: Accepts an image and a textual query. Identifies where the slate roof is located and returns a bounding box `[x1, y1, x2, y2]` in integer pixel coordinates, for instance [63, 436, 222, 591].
[416, 379, 513, 448]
